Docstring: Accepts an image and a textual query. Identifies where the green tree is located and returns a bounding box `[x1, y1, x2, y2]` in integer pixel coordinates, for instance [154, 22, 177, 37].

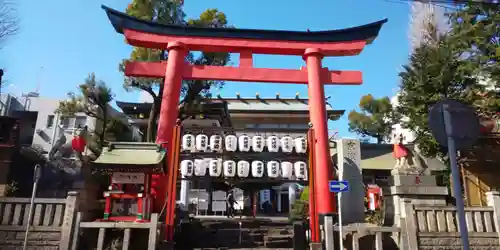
[120, 0, 231, 142]
[396, 2, 499, 158]
[348, 94, 395, 144]
[290, 187, 309, 222]
[448, 3, 500, 119]
[57, 73, 118, 156]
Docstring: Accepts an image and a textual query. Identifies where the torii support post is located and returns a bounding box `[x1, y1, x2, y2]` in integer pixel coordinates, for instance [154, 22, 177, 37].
[102, 5, 386, 242]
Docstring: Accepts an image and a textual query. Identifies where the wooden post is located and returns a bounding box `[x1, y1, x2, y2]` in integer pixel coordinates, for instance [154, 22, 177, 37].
[148, 213, 159, 250]
[59, 191, 79, 250]
[103, 193, 111, 220]
[137, 196, 144, 220]
[96, 228, 106, 250]
[403, 200, 418, 249]
[165, 124, 181, 240]
[308, 129, 320, 243]
[123, 228, 131, 250]
[70, 212, 82, 250]
[486, 191, 500, 244]
[323, 215, 335, 250]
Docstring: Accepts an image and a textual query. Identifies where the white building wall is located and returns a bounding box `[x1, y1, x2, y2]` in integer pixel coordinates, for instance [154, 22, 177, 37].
[25, 97, 96, 153]
[7, 96, 141, 153]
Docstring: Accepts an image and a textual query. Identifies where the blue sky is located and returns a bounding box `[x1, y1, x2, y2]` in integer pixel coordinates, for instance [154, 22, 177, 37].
[0, 0, 410, 138]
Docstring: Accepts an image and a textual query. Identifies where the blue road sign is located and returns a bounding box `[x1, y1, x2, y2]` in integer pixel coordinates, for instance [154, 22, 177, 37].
[329, 180, 349, 193]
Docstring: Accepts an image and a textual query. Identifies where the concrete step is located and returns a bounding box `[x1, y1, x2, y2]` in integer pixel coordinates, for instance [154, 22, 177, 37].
[179, 218, 295, 249]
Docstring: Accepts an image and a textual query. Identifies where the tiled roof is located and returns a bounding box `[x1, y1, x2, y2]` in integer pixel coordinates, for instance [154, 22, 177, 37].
[222, 98, 336, 112]
[118, 96, 343, 113]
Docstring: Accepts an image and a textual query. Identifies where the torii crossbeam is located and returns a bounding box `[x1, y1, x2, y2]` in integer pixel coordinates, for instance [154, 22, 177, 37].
[103, 5, 386, 242]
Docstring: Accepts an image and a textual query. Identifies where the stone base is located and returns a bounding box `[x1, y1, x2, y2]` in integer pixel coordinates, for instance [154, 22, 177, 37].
[384, 176, 449, 227]
[309, 242, 322, 250]
[389, 174, 438, 186]
[390, 185, 448, 196]
[391, 167, 426, 176]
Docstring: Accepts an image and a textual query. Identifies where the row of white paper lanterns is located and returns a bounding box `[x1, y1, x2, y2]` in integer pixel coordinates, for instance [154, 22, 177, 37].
[180, 159, 308, 179]
[181, 134, 307, 153]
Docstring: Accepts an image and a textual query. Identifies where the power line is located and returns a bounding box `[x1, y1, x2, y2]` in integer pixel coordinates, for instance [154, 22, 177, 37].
[383, 0, 499, 7]
[383, 0, 456, 9]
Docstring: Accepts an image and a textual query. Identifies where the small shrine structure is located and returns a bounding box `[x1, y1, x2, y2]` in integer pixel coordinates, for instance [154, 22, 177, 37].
[90, 142, 166, 222]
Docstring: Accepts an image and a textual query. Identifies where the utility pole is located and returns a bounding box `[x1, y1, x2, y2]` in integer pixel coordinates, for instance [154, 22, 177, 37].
[0, 69, 4, 96]
[0, 69, 4, 114]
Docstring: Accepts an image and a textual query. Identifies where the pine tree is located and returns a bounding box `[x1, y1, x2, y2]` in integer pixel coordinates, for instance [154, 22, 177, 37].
[348, 94, 395, 144]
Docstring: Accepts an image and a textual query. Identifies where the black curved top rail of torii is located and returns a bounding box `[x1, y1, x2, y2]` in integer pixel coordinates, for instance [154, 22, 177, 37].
[102, 5, 387, 44]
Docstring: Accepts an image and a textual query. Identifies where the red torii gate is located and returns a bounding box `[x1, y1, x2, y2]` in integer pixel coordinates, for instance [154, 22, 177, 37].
[103, 5, 386, 241]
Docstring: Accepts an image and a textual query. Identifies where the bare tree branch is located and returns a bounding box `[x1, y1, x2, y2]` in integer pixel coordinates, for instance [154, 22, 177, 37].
[0, 0, 19, 46]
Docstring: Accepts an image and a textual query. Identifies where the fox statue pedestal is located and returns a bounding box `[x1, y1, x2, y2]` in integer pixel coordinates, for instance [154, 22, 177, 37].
[384, 169, 448, 228]
[385, 136, 449, 227]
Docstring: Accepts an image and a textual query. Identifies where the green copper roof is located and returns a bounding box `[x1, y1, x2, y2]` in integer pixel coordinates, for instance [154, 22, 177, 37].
[93, 142, 165, 166]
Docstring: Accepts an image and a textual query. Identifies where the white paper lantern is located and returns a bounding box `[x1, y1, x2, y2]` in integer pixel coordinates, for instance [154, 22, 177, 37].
[237, 160, 250, 178]
[225, 135, 238, 152]
[252, 136, 264, 152]
[223, 160, 236, 177]
[195, 134, 208, 152]
[267, 136, 279, 152]
[281, 161, 293, 179]
[180, 160, 194, 177]
[294, 161, 307, 179]
[251, 161, 264, 178]
[181, 134, 195, 152]
[209, 159, 222, 177]
[209, 135, 223, 152]
[238, 135, 251, 152]
[294, 137, 307, 153]
[194, 159, 207, 176]
[267, 161, 280, 178]
[281, 136, 293, 153]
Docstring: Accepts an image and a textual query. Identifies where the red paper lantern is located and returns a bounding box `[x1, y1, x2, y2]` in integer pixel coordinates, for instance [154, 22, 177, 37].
[72, 136, 86, 153]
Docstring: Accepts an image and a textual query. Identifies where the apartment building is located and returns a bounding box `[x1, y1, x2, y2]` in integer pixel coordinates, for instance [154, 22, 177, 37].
[1, 93, 141, 154]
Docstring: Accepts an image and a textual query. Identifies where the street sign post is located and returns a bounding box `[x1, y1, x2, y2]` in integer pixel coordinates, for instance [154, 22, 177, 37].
[329, 180, 348, 250]
[23, 164, 42, 250]
[328, 180, 349, 193]
[429, 100, 480, 250]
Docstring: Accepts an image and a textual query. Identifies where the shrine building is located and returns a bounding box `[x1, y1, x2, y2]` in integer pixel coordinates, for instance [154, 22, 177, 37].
[116, 93, 344, 215]
[116, 93, 344, 140]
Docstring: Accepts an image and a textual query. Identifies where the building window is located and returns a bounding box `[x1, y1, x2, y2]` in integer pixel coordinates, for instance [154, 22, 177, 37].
[74, 116, 87, 128]
[375, 176, 389, 186]
[60, 118, 70, 129]
[289, 124, 309, 129]
[47, 115, 54, 128]
[259, 124, 279, 129]
[363, 175, 375, 184]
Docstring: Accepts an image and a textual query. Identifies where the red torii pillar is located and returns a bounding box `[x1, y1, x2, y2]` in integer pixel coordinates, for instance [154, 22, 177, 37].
[103, 4, 386, 241]
[304, 48, 335, 215]
[156, 42, 187, 149]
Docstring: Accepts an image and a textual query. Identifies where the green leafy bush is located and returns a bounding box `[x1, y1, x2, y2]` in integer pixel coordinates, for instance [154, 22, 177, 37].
[290, 187, 309, 221]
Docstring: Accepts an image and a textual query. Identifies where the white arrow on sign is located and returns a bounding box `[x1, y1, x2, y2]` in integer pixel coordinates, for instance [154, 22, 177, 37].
[332, 183, 346, 190]
[329, 180, 349, 192]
